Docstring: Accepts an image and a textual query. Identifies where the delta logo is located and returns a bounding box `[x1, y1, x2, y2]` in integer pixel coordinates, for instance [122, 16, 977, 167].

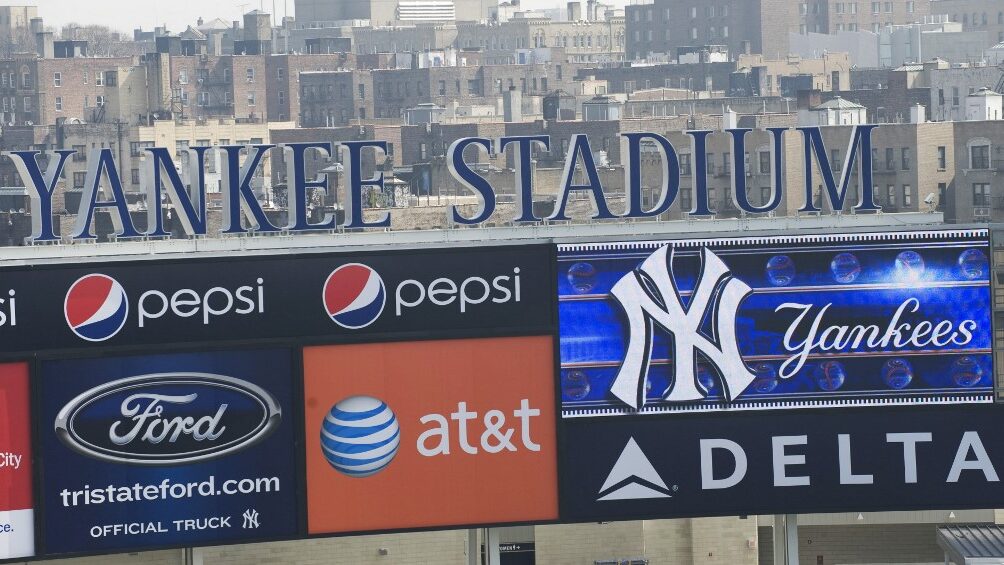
[64, 274, 129, 342]
[322, 264, 386, 329]
[304, 337, 558, 534]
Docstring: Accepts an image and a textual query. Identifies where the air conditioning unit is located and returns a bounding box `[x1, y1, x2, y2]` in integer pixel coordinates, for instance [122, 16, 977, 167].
[358, 125, 365, 135]
[200, 54, 209, 62]
[973, 206, 990, 219]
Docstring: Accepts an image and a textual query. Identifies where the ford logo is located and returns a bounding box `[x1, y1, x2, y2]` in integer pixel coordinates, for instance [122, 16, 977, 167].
[55, 373, 282, 466]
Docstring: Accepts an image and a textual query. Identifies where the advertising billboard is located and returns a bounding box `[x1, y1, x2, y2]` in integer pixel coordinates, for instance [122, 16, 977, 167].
[304, 337, 558, 534]
[559, 405, 1004, 521]
[557, 229, 992, 417]
[0, 362, 33, 560]
[0, 244, 551, 355]
[37, 349, 298, 556]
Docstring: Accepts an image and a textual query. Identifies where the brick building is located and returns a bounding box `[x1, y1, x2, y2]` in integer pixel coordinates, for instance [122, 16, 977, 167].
[625, 0, 930, 60]
[931, 0, 1004, 45]
[299, 70, 375, 126]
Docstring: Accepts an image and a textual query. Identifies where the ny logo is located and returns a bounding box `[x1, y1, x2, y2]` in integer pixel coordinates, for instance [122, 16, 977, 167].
[242, 509, 260, 529]
[609, 245, 756, 409]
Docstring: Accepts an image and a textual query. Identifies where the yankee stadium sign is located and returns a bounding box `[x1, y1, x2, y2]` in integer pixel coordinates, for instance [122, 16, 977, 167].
[5, 125, 878, 243]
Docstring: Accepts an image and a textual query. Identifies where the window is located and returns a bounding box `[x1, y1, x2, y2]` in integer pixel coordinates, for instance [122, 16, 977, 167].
[885, 147, 894, 170]
[690, 6, 697, 18]
[831, 149, 841, 171]
[95, 72, 103, 86]
[759, 151, 771, 174]
[886, 184, 896, 207]
[884, 1, 892, 13]
[198, 91, 210, 106]
[937, 146, 946, 169]
[278, 90, 285, 105]
[53, 72, 61, 87]
[903, 185, 912, 207]
[706, 153, 714, 174]
[624, 80, 635, 94]
[438, 80, 446, 95]
[80, 71, 87, 85]
[680, 153, 692, 175]
[953, 87, 960, 106]
[973, 183, 990, 206]
[871, 1, 879, 13]
[800, 3, 808, 14]
[23, 96, 30, 112]
[850, 2, 857, 14]
[73, 172, 86, 189]
[223, 68, 231, 83]
[681, 188, 692, 211]
[21, 70, 29, 88]
[54, 96, 62, 111]
[906, 1, 914, 12]
[130, 141, 153, 156]
[246, 67, 255, 82]
[277, 68, 284, 81]
[970, 144, 990, 169]
[247, 91, 256, 106]
[901, 148, 910, 170]
[178, 69, 188, 84]
[691, 27, 697, 40]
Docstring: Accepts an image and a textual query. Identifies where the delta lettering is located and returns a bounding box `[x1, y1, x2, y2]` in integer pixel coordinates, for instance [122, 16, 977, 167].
[5, 126, 881, 243]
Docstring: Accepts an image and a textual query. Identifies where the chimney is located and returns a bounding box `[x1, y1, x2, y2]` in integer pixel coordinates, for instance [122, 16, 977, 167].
[197, 17, 204, 26]
[502, 86, 522, 122]
[29, 17, 43, 34]
[567, 1, 581, 21]
[35, 31, 54, 59]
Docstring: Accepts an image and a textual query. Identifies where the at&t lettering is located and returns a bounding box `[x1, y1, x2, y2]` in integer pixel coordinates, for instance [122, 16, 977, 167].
[138, 278, 265, 327]
[395, 268, 521, 316]
[417, 399, 540, 456]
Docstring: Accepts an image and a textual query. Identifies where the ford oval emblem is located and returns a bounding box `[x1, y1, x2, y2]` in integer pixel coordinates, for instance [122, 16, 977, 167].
[54, 373, 282, 466]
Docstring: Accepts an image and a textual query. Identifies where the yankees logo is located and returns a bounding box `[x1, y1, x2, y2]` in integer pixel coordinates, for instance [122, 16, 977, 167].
[609, 245, 756, 409]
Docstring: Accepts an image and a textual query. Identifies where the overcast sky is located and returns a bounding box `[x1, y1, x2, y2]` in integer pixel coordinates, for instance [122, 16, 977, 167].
[34, 0, 575, 34]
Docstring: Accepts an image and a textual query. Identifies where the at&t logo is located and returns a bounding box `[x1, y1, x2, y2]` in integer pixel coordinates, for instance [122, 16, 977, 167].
[323, 264, 386, 329]
[321, 396, 400, 477]
[64, 274, 128, 342]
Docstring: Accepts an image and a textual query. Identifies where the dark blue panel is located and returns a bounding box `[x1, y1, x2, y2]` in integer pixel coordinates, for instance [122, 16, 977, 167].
[38, 349, 297, 555]
[560, 404, 1004, 521]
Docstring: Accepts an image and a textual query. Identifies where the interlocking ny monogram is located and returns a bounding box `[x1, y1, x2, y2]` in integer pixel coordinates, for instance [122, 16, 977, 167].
[609, 245, 756, 409]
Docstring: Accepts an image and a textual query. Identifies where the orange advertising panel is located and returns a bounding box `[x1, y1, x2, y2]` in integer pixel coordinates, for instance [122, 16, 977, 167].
[304, 336, 558, 534]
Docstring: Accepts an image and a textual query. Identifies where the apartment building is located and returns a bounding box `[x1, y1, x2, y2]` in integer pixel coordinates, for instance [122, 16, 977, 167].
[931, 0, 1004, 45]
[625, 0, 929, 60]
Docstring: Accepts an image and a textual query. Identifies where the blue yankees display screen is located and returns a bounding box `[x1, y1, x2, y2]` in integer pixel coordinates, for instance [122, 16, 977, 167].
[558, 229, 992, 417]
[37, 349, 298, 556]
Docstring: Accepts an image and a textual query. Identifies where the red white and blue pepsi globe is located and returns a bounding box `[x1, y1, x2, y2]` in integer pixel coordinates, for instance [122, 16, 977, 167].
[321, 396, 400, 478]
[322, 263, 386, 329]
[63, 274, 129, 342]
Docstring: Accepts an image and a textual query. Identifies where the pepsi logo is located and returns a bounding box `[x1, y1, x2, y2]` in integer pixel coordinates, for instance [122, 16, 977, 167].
[64, 274, 129, 342]
[323, 263, 385, 329]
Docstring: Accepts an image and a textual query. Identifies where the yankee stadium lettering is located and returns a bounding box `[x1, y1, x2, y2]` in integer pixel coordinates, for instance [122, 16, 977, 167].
[6, 125, 878, 243]
[55, 373, 281, 465]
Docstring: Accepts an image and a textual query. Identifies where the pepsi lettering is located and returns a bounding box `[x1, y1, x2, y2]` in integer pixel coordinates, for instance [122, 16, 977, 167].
[395, 268, 522, 316]
[137, 278, 265, 327]
[0, 289, 16, 327]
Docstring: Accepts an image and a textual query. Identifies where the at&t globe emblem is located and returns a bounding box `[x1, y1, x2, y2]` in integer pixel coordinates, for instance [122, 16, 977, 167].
[321, 396, 400, 478]
[322, 264, 386, 329]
